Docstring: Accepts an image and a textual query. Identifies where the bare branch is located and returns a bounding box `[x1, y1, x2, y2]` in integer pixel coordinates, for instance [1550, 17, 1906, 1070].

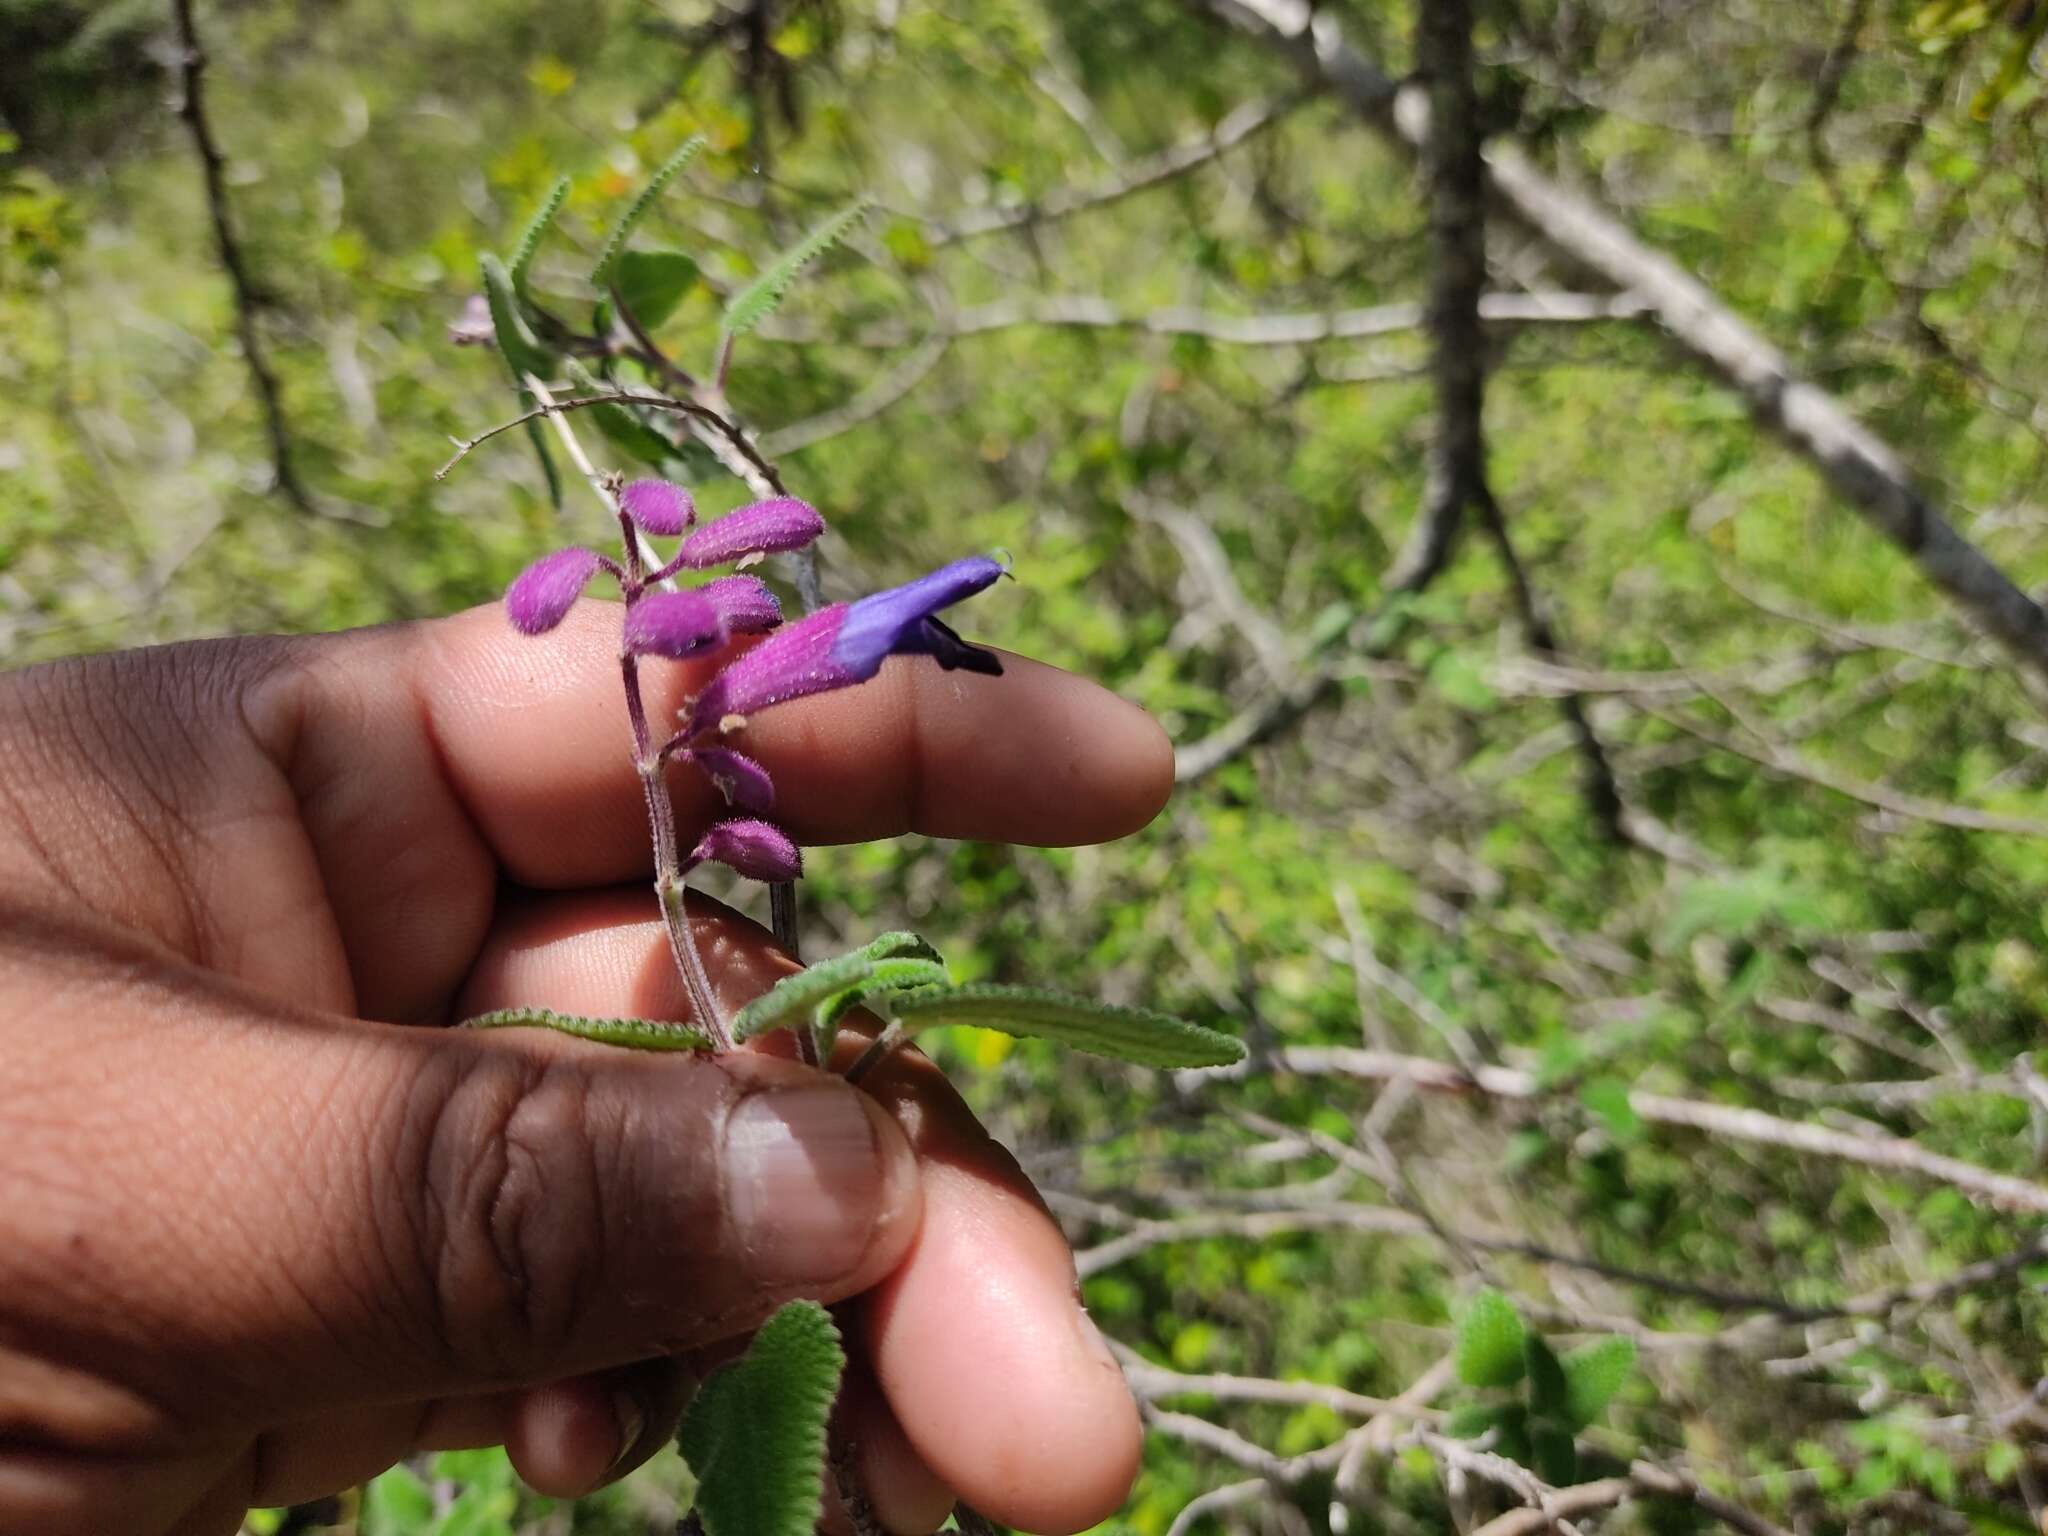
[1194, 0, 2048, 699]
[927, 96, 1298, 245]
[1187, 1045, 2048, 1215]
[758, 334, 950, 457]
[170, 0, 313, 517]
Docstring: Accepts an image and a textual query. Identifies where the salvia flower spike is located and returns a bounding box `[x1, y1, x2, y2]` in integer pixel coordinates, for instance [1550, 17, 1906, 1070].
[675, 497, 826, 569]
[506, 547, 606, 634]
[619, 477, 695, 536]
[690, 555, 1005, 732]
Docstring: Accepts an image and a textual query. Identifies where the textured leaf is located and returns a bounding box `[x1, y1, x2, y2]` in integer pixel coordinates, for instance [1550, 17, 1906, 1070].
[679, 1300, 845, 1536]
[480, 253, 551, 381]
[592, 135, 705, 284]
[1453, 1288, 1527, 1388]
[612, 248, 699, 330]
[882, 984, 1246, 1068]
[522, 416, 563, 510]
[460, 1007, 714, 1052]
[1562, 1335, 1637, 1429]
[722, 202, 866, 340]
[1524, 1334, 1569, 1420]
[509, 174, 570, 296]
[731, 932, 942, 1041]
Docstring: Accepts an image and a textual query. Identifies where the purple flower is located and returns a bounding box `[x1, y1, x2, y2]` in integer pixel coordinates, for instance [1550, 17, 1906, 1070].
[676, 497, 825, 570]
[622, 590, 724, 659]
[506, 547, 604, 634]
[689, 555, 1004, 732]
[686, 818, 802, 881]
[619, 478, 695, 536]
[699, 574, 782, 634]
[689, 746, 775, 811]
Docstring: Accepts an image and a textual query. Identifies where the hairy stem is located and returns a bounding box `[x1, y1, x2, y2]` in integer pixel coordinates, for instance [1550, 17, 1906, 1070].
[621, 550, 733, 1051]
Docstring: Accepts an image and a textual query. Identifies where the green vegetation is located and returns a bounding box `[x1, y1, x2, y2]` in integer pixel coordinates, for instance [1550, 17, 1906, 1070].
[7, 0, 2048, 1531]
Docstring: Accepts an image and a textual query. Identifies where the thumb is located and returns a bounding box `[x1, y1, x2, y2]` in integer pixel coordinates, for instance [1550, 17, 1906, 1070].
[0, 913, 920, 1439]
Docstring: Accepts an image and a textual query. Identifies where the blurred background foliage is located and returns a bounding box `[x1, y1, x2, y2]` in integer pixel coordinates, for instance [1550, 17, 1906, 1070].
[7, 0, 2048, 1531]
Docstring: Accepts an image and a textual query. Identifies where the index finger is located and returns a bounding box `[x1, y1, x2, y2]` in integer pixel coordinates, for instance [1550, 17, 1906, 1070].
[253, 599, 1170, 1018]
[397, 599, 1174, 882]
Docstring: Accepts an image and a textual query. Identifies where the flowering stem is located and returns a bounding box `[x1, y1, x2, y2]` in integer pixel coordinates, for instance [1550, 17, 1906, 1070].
[611, 540, 725, 1055]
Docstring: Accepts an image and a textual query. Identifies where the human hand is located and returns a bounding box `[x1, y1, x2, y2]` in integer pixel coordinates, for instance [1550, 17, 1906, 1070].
[0, 603, 1170, 1536]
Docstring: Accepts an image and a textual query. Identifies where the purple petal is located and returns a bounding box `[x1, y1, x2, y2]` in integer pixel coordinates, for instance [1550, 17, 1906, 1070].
[619, 478, 695, 536]
[832, 556, 1006, 677]
[690, 605, 854, 732]
[687, 818, 802, 882]
[676, 497, 825, 569]
[623, 590, 724, 659]
[689, 747, 775, 811]
[699, 574, 782, 634]
[506, 547, 602, 634]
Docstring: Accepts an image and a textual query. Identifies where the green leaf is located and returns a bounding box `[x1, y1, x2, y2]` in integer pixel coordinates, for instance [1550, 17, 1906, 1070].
[731, 933, 944, 1041]
[721, 201, 867, 341]
[523, 415, 563, 510]
[460, 1007, 714, 1052]
[1562, 1335, 1637, 1429]
[1529, 1417, 1578, 1485]
[1524, 1334, 1569, 1420]
[679, 1300, 845, 1536]
[1580, 1077, 1642, 1142]
[509, 174, 570, 296]
[592, 135, 706, 285]
[1442, 1403, 1507, 1439]
[881, 983, 1246, 1068]
[560, 358, 681, 470]
[1453, 1288, 1527, 1388]
[360, 1464, 434, 1532]
[480, 252, 552, 381]
[612, 248, 700, 330]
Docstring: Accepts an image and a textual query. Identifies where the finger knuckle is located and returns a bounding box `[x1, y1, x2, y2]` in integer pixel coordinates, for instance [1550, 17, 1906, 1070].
[407, 1049, 610, 1378]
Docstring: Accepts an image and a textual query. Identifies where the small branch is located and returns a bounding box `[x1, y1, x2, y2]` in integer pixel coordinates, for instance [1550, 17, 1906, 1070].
[1643, 698, 2048, 841]
[1075, 1204, 1427, 1277]
[927, 96, 1299, 245]
[757, 291, 1649, 349]
[436, 389, 783, 492]
[170, 0, 313, 517]
[1186, 1045, 2048, 1215]
[758, 334, 951, 457]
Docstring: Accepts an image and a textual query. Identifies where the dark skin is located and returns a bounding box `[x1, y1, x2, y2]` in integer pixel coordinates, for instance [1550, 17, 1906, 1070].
[0, 602, 1169, 1536]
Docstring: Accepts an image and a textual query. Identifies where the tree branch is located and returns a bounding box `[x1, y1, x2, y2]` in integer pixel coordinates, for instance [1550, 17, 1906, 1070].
[170, 0, 313, 518]
[926, 95, 1299, 245]
[1194, 0, 2048, 701]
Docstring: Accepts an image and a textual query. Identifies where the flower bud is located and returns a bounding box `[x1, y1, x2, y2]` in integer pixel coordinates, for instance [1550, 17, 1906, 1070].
[699, 574, 783, 634]
[676, 497, 825, 569]
[687, 818, 802, 882]
[506, 547, 602, 635]
[623, 590, 724, 659]
[619, 478, 695, 536]
[689, 747, 775, 811]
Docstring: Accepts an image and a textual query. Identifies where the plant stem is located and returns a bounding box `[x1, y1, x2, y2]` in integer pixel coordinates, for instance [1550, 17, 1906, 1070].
[621, 564, 734, 1052]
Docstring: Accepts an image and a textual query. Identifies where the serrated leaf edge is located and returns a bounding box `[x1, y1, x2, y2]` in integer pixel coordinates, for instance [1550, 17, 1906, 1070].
[592, 134, 707, 285]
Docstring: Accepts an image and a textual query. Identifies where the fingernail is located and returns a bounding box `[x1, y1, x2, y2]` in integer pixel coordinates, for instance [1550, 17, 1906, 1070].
[726, 1085, 892, 1284]
[607, 1389, 646, 1475]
